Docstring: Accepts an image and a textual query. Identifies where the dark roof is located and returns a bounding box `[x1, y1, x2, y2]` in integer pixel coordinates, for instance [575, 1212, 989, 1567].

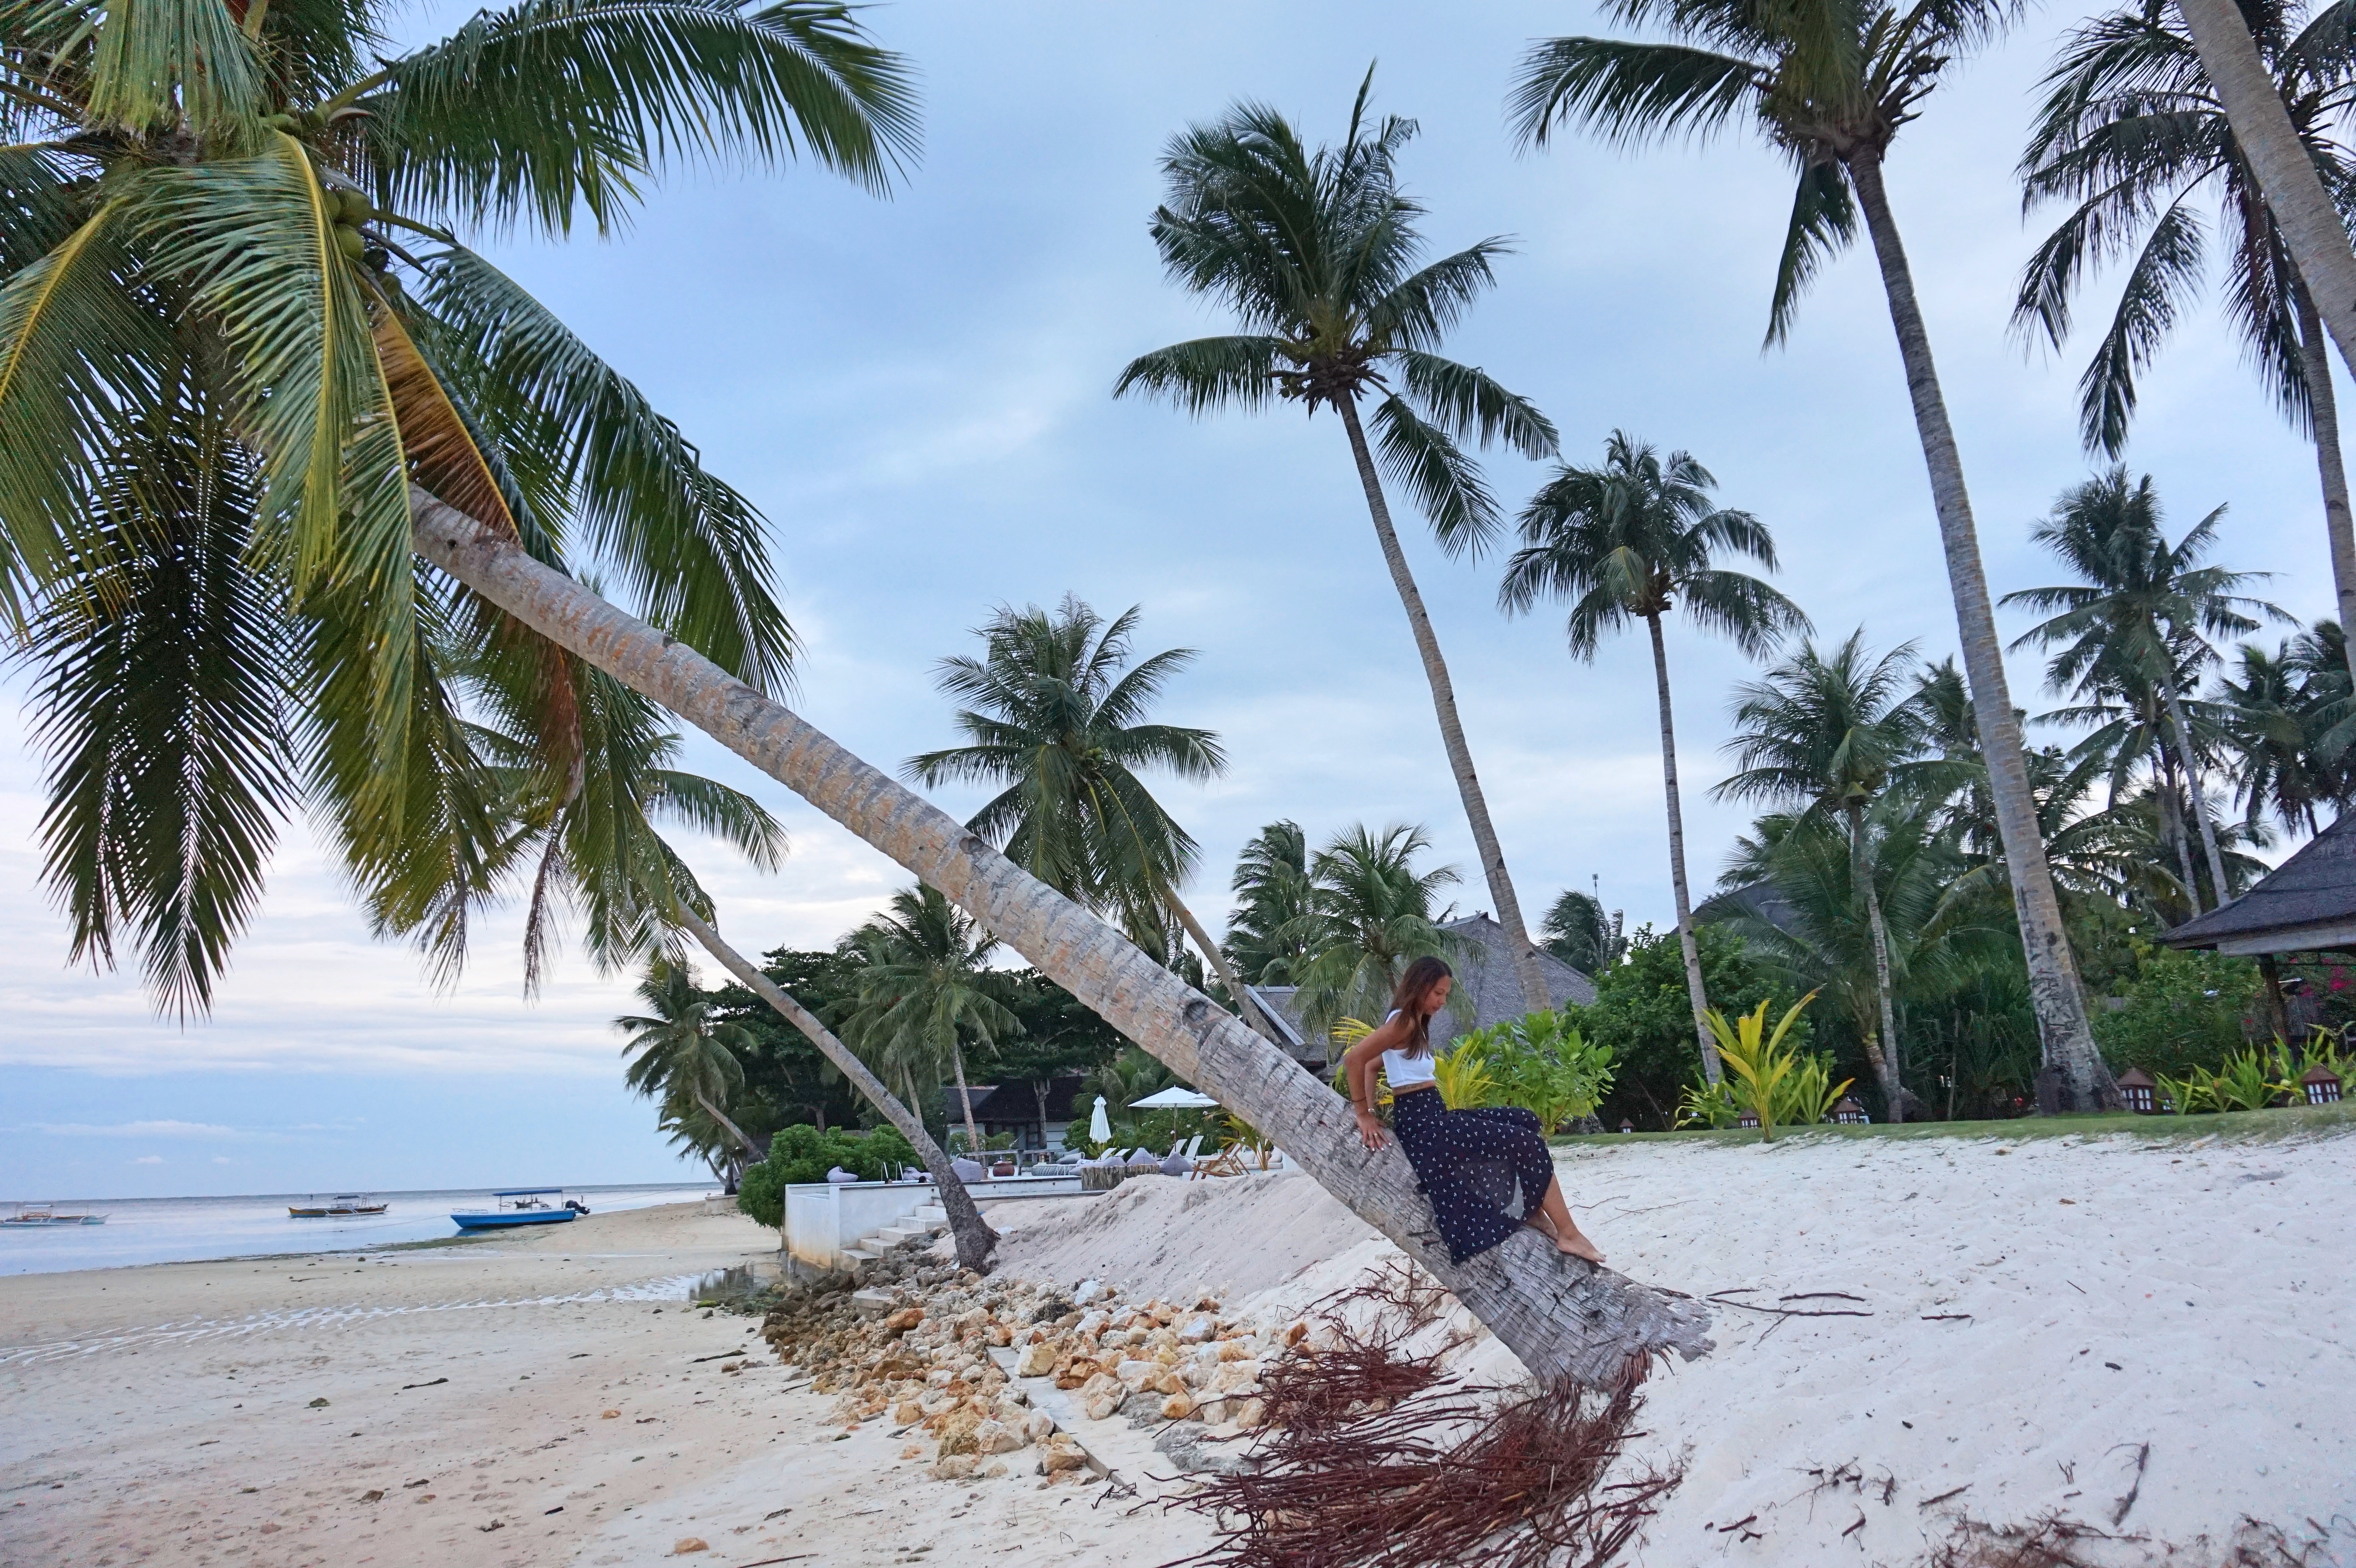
[2160, 813, 2356, 955]
[942, 1075, 1090, 1125]
[1249, 915, 1596, 1062]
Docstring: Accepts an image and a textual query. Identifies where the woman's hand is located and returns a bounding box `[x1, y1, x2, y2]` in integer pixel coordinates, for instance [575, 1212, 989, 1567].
[1353, 1106, 1388, 1152]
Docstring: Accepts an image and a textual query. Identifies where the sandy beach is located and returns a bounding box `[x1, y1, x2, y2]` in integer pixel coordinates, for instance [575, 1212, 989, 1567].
[7, 1118, 2353, 1568]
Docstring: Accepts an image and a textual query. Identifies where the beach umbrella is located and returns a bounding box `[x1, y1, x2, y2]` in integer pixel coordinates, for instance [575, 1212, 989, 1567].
[1088, 1095, 1112, 1144]
[1129, 1086, 1219, 1110]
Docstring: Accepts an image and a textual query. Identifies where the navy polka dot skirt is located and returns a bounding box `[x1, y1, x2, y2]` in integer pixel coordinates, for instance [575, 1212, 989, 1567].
[1390, 1086, 1555, 1264]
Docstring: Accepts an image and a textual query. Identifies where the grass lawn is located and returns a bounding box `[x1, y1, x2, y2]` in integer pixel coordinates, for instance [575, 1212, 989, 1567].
[1557, 1099, 2356, 1148]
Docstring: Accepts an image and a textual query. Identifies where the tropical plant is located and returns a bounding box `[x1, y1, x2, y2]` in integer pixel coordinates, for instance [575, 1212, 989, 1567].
[2153, 1069, 2210, 1114]
[1115, 71, 1559, 1012]
[2218, 629, 2356, 834]
[1541, 888, 1624, 974]
[1513, 0, 2115, 1109]
[1500, 430, 1807, 1085]
[1703, 993, 1819, 1142]
[1463, 1009, 1618, 1131]
[1083, 1046, 1179, 1125]
[2095, 944, 2263, 1079]
[618, 961, 761, 1170]
[2016, 0, 2356, 670]
[1226, 820, 1316, 986]
[2209, 1045, 2294, 1111]
[1678, 1046, 1850, 1129]
[903, 595, 1264, 1024]
[1431, 1036, 1503, 1109]
[2003, 468, 2284, 910]
[840, 886, 1020, 1158]
[1, 0, 912, 1015]
[1576, 923, 1799, 1129]
[1285, 823, 1462, 1036]
[737, 1122, 918, 1228]
[1716, 631, 1930, 1114]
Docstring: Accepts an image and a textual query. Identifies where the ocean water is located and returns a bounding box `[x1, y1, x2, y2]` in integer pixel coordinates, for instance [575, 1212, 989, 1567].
[0, 1183, 718, 1277]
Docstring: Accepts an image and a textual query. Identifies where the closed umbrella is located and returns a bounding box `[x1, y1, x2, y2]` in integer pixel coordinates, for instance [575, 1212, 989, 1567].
[1128, 1086, 1219, 1110]
[1088, 1095, 1112, 1145]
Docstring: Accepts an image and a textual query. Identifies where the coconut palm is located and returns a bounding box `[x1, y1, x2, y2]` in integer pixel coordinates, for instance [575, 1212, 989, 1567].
[901, 597, 1268, 1033]
[1513, 0, 2116, 1109]
[2218, 635, 2355, 834]
[619, 961, 763, 1172]
[1286, 823, 1462, 1037]
[1114, 72, 1560, 1013]
[1499, 430, 1808, 1085]
[2001, 468, 2283, 910]
[1226, 820, 1316, 986]
[2015, 0, 2356, 674]
[841, 886, 1021, 1158]
[1541, 887, 1623, 974]
[2, 0, 1712, 1381]
[1716, 632, 1928, 1115]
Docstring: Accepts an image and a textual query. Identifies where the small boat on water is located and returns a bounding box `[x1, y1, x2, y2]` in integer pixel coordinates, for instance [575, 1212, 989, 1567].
[288, 1194, 389, 1218]
[449, 1189, 589, 1230]
[0, 1204, 106, 1227]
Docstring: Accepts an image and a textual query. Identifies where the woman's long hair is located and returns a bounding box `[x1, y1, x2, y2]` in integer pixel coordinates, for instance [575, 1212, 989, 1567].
[1387, 956, 1453, 1059]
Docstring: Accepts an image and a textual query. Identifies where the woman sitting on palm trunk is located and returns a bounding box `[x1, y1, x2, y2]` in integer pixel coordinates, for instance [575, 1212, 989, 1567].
[1342, 957, 1604, 1265]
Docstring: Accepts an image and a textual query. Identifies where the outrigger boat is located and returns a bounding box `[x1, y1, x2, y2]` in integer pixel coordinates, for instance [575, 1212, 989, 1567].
[287, 1194, 389, 1218]
[0, 1204, 106, 1227]
[449, 1189, 589, 1230]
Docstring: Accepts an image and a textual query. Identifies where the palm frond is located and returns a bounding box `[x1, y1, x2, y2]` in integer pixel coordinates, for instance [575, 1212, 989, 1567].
[1765, 158, 1856, 346]
[1112, 334, 1283, 416]
[79, 0, 266, 139]
[1369, 391, 1497, 558]
[1508, 35, 1766, 151]
[2073, 196, 2206, 455]
[1390, 349, 1557, 459]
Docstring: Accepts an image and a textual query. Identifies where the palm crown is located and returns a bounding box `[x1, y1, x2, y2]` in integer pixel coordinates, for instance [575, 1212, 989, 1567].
[1716, 630, 1929, 816]
[3, 0, 912, 1012]
[1499, 430, 1807, 658]
[1115, 70, 1557, 551]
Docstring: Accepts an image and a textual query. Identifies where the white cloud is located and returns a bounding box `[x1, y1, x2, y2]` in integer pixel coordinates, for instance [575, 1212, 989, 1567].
[133, 1155, 163, 1165]
[211, 1156, 233, 1165]
[25, 1119, 238, 1138]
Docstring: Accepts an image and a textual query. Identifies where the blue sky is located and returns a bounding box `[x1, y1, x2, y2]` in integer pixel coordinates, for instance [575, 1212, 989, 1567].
[1, 0, 2336, 1198]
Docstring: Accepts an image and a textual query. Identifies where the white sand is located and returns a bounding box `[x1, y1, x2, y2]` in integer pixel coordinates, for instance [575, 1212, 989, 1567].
[9, 1125, 2353, 1567]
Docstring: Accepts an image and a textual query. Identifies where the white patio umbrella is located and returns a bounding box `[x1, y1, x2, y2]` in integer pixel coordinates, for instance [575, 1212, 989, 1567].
[1087, 1095, 1112, 1144]
[1129, 1086, 1219, 1110]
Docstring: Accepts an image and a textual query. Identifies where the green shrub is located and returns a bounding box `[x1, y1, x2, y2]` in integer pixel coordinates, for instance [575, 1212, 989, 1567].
[735, 1123, 921, 1229]
[2093, 946, 2260, 1078]
[1459, 1009, 1617, 1132]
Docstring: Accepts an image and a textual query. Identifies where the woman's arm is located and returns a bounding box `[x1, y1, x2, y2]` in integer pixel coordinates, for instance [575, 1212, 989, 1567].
[1340, 1015, 1407, 1151]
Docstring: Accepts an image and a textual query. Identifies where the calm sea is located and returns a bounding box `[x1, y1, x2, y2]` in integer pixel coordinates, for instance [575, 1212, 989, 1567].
[0, 1183, 718, 1277]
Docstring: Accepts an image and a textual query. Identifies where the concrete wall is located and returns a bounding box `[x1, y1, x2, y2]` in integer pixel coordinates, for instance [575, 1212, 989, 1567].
[781, 1175, 1087, 1271]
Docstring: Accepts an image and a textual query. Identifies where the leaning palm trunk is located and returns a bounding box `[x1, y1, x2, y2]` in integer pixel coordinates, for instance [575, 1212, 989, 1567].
[1334, 401, 1552, 1014]
[2174, 0, 2356, 381]
[2292, 283, 2356, 685]
[1848, 803, 1909, 1120]
[1164, 888, 1282, 1046]
[1646, 616, 1720, 1084]
[678, 910, 999, 1272]
[695, 1089, 762, 1161]
[1843, 151, 2117, 1113]
[2159, 674, 2229, 907]
[418, 493, 1712, 1385]
[950, 1042, 982, 1159]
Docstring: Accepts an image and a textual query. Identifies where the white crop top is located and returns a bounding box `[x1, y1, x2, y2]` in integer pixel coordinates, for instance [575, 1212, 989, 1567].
[1380, 1010, 1437, 1090]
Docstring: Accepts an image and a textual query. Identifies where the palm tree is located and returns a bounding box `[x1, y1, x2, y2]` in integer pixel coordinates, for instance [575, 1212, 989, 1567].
[2001, 469, 2283, 910]
[841, 886, 1022, 1158]
[2, 0, 1713, 1381]
[1541, 887, 1623, 974]
[2218, 635, 2354, 834]
[2016, 0, 2356, 683]
[1286, 823, 1462, 1037]
[1513, 0, 2117, 1110]
[901, 597, 1268, 1034]
[619, 961, 763, 1177]
[1498, 430, 1808, 1085]
[1226, 820, 1316, 986]
[1114, 72, 1561, 1013]
[1716, 632, 1928, 1116]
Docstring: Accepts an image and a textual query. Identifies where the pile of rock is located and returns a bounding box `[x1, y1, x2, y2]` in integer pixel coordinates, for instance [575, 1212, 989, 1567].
[757, 1255, 1307, 1483]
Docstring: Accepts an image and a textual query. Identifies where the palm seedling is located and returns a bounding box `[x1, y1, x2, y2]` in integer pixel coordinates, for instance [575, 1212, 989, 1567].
[1116, 70, 1560, 1012]
[1703, 994, 1820, 1142]
[1500, 431, 1808, 1084]
[1514, 0, 2114, 1108]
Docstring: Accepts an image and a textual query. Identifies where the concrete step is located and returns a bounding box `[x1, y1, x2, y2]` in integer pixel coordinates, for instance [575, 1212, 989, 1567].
[850, 1289, 897, 1318]
[876, 1224, 934, 1246]
[914, 1205, 949, 1224]
[840, 1244, 885, 1264]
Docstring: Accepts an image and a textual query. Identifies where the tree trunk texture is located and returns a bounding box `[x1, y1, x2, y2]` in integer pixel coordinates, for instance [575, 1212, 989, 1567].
[1165, 886, 1281, 1046]
[1849, 803, 1911, 1121]
[2174, 0, 2356, 376]
[693, 1088, 762, 1161]
[2159, 673, 2229, 907]
[1333, 400, 1553, 1015]
[416, 493, 1712, 1386]
[2291, 280, 2356, 684]
[1646, 616, 1720, 1085]
[2156, 746, 2201, 915]
[1843, 151, 2118, 1113]
[678, 908, 999, 1272]
[951, 1042, 982, 1158]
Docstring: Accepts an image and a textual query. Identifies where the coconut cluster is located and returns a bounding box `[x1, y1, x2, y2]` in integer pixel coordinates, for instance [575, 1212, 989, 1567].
[757, 1255, 1308, 1484]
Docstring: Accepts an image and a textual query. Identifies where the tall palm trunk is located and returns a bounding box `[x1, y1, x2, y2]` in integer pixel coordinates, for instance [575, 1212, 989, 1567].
[2290, 280, 2356, 685]
[2158, 673, 2228, 905]
[416, 493, 1711, 1386]
[694, 1088, 760, 1160]
[1847, 801, 1909, 1120]
[950, 1040, 982, 1158]
[1333, 399, 1552, 1014]
[1644, 614, 1720, 1084]
[1843, 150, 2117, 1113]
[1164, 887, 1281, 1046]
[678, 909, 998, 1272]
[2152, 742, 2201, 913]
[2174, 0, 2356, 376]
